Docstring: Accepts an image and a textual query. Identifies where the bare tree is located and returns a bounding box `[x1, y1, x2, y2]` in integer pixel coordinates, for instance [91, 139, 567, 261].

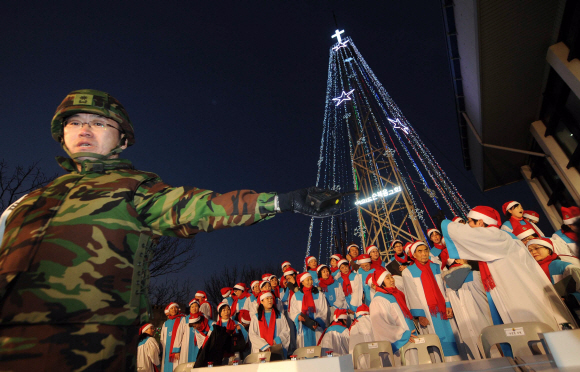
[203, 264, 282, 305]
[0, 159, 56, 210]
[149, 277, 195, 307]
[149, 236, 198, 278]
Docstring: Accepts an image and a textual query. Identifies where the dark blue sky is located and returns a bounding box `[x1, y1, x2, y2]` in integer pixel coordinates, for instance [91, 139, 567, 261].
[1, 1, 548, 289]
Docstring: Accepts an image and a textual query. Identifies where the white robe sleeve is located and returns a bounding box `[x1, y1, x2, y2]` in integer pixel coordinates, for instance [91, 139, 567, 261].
[200, 302, 212, 320]
[563, 265, 580, 293]
[334, 285, 347, 309]
[172, 317, 187, 352]
[320, 329, 350, 355]
[402, 269, 426, 318]
[315, 292, 329, 328]
[369, 296, 411, 345]
[160, 324, 167, 349]
[277, 313, 291, 352]
[443, 222, 513, 261]
[146, 337, 161, 368]
[249, 313, 270, 352]
[350, 273, 363, 308]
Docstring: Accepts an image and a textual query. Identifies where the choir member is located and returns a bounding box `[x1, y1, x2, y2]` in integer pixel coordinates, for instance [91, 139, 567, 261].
[289, 272, 329, 348]
[388, 240, 408, 265]
[270, 274, 282, 301]
[367, 244, 386, 270]
[188, 312, 216, 364]
[232, 283, 250, 320]
[281, 267, 298, 311]
[552, 206, 580, 265]
[440, 205, 577, 331]
[452, 216, 466, 224]
[523, 210, 540, 225]
[427, 228, 453, 270]
[318, 309, 350, 355]
[243, 280, 261, 318]
[337, 259, 363, 313]
[330, 253, 344, 279]
[137, 323, 161, 372]
[356, 254, 375, 306]
[249, 291, 291, 358]
[317, 264, 347, 320]
[160, 303, 186, 372]
[179, 299, 201, 364]
[348, 304, 374, 354]
[195, 291, 214, 321]
[305, 256, 320, 285]
[216, 302, 249, 362]
[370, 268, 418, 366]
[347, 243, 361, 271]
[500, 201, 544, 236]
[280, 261, 292, 289]
[402, 241, 461, 361]
[220, 287, 234, 308]
[512, 222, 539, 246]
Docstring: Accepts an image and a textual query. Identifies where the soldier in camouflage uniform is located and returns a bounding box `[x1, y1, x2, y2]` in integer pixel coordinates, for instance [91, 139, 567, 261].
[0, 89, 339, 371]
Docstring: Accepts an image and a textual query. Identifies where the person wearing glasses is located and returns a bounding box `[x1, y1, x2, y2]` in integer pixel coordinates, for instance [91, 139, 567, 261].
[0, 89, 340, 371]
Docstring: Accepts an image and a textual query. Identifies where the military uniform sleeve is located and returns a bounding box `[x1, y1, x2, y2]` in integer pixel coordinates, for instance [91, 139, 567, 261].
[134, 177, 277, 237]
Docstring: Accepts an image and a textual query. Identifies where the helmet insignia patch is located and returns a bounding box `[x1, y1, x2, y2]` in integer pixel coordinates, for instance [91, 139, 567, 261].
[73, 94, 93, 105]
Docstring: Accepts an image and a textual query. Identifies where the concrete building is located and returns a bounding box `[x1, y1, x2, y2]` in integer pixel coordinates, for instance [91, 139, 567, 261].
[442, 0, 580, 230]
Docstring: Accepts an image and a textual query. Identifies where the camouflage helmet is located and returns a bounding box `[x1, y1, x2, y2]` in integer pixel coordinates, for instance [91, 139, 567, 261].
[51, 89, 135, 146]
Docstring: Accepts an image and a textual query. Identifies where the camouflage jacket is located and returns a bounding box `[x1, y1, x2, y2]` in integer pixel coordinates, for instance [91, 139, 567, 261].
[0, 157, 277, 326]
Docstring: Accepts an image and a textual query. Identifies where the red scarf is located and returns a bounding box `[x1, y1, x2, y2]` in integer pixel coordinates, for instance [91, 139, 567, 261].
[563, 229, 578, 242]
[510, 216, 541, 236]
[194, 316, 211, 348]
[375, 285, 413, 319]
[433, 243, 450, 270]
[167, 313, 184, 361]
[394, 253, 408, 264]
[272, 286, 280, 299]
[301, 286, 317, 314]
[258, 310, 276, 345]
[318, 276, 335, 292]
[479, 262, 496, 292]
[370, 259, 383, 270]
[317, 321, 346, 345]
[340, 270, 353, 296]
[414, 260, 447, 319]
[538, 253, 559, 280]
[219, 318, 237, 334]
[330, 266, 339, 273]
[231, 290, 250, 315]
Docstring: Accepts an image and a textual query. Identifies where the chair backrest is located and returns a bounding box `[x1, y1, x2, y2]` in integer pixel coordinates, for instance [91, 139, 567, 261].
[243, 351, 271, 364]
[352, 341, 394, 369]
[173, 363, 194, 372]
[481, 322, 554, 358]
[400, 334, 445, 365]
[293, 345, 322, 359]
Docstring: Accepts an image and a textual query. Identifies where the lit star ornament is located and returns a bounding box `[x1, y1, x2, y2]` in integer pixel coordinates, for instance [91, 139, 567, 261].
[332, 41, 349, 51]
[332, 89, 355, 106]
[388, 118, 410, 134]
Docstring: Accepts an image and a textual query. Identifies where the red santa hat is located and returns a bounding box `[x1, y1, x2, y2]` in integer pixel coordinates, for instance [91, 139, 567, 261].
[452, 216, 464, 223]
[522, 210, 540, 223]
[330, 254, 343, 262]
[217, 301, 229, 314]
[356, 304, 370, 317]
[512, 223, 536, 240]
[297, 272, 312, 283]
[347, 243, 359, 253]
[281, 261, 292, 270]
[562, 206, 580, 225]
[390, 239, 403, 249]
[258, 291, 273, 303]
[240, 311, 252, 325]
[356, 254, 371, 264]
[502, 201, 520, 215]
[467, 206, 501, 228]
[365, 273, 374, 285]
[220, 287, 233, 298]
[259, 280, 270, 290]
[337, 259, 349, 268]
[262, 273, 275, 281]
[250, 280, 260, 290]
[316, 264, 329, 274]
[409, 241, 427, 256]
[283, 267, 296, 277]
[372, 267, 389, 287]
[188, 298, 200, 307]
[427, 228, 441, 238]
[188, 312, 204, 324]
[403, 242, 412, 255]
[233, 283, 247, 292]
[139, 323, 153, 335]
[332, 309, 348, 322]
[164, 302, 179, 315]
[195, 291, 207, 299]
[526, 237, 554, 253]
[305, 256, 317, 266]
[365, 245, 378, 255]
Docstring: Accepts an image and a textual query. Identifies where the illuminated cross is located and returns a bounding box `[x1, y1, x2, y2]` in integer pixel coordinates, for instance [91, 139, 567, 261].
[332, 29, 345, 43]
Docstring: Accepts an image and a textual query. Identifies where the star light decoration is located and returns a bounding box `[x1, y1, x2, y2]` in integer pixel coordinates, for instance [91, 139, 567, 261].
[423, 187, 437, 199]
[333, 89, 355, 106]
[384, 148, 396, 158]
[409, 208, 424, 221]
[388, 118, 410, 134]
[354, 224, 367, 238]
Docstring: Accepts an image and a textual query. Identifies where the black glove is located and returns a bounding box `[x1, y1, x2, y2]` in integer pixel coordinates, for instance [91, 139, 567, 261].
[278, 187, 341, 217]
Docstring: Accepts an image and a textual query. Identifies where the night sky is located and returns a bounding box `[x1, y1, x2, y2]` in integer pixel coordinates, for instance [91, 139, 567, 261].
[1, 1, 549, 290]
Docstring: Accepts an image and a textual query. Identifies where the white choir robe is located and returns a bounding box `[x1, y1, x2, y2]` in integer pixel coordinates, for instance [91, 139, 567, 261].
[248, 311, 291, 357]
[443, 268, 494, 360]
[369, 292, 418, 366]
[200, 302, 214, 321]
[319, 324, 350, 355]
[552, 231, 580, 266]
[348, 315, 374, 354]
[402, 264, 461, 361]
[242, 294, 259, 318]
[341, 272, 363, 312]
[160, 316, 187, 372]
[289, 290, 329, 347]
[321, 280, 347, 325]
[179, 321, 199, 364]
[137, 336, 161, 372]
[441, 220, 578, 330]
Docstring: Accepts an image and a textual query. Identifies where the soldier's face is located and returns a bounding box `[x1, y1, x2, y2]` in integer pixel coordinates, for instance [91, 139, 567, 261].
[63, 113, 126, 158]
